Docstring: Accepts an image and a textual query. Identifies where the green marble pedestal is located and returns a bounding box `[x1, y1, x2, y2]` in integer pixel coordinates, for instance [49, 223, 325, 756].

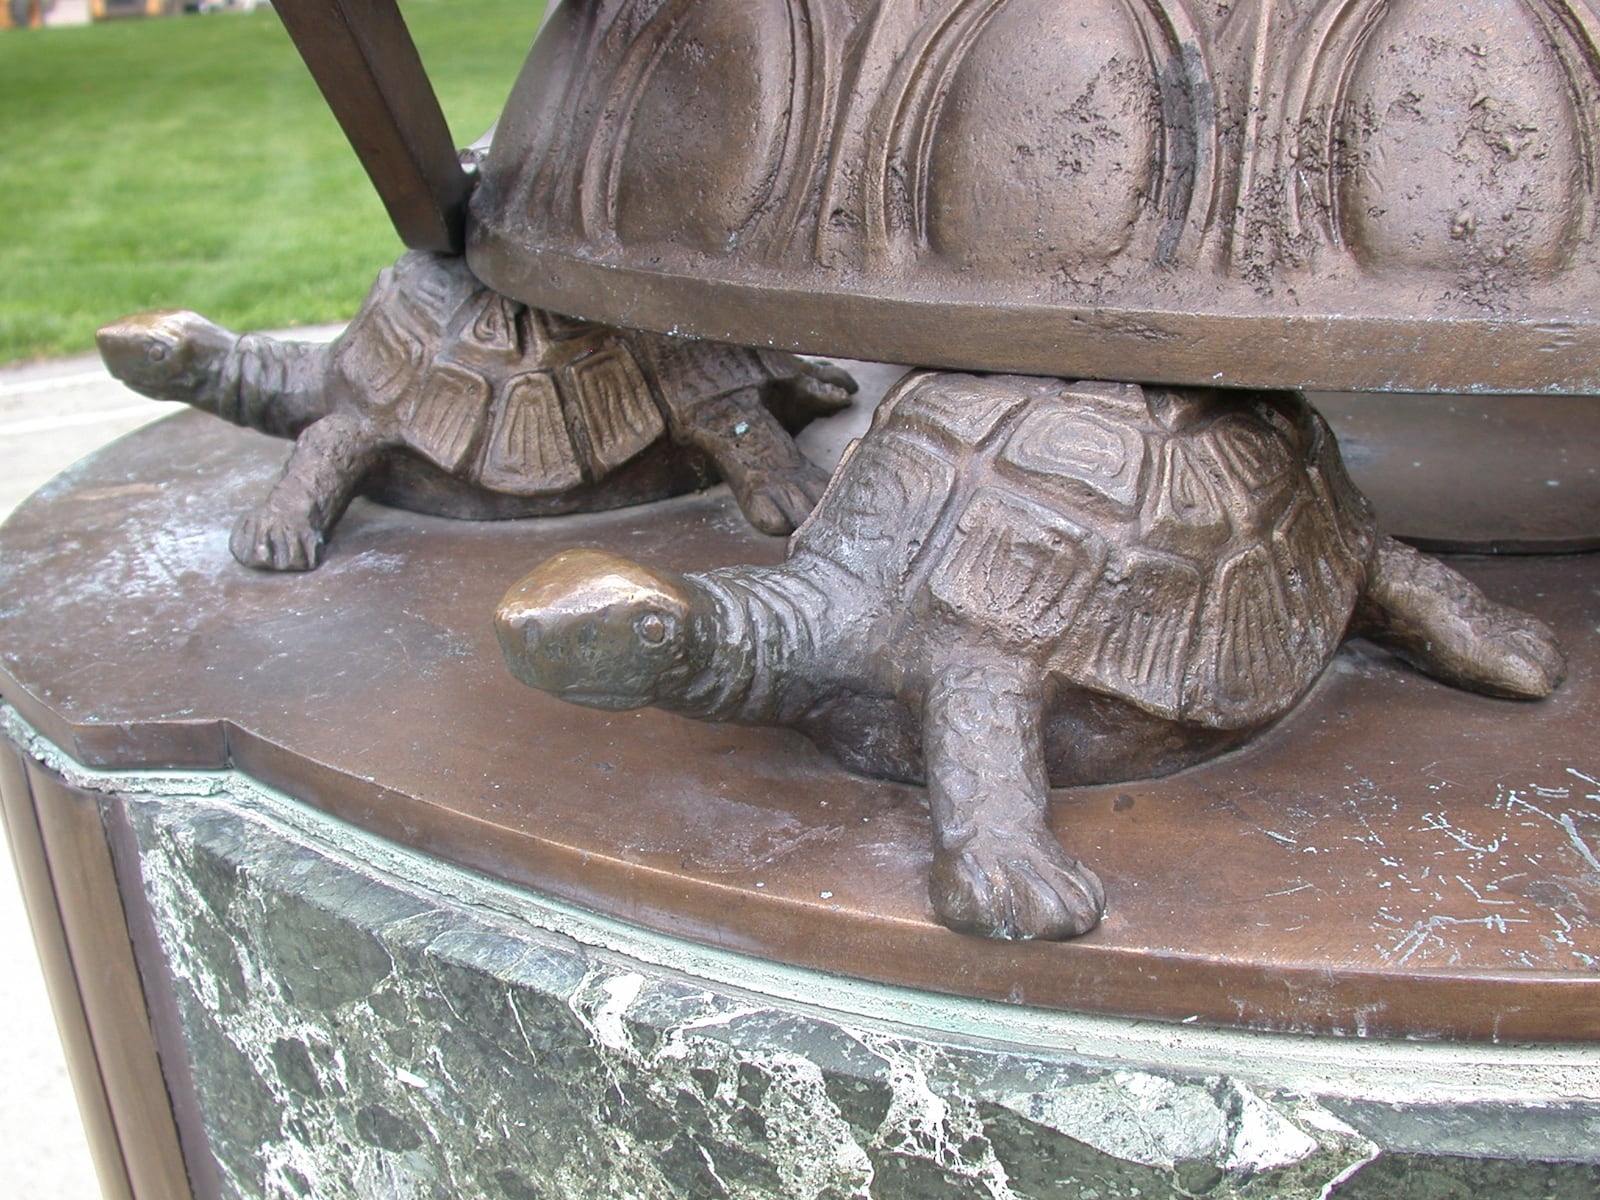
[9, 713, 1600, 1200]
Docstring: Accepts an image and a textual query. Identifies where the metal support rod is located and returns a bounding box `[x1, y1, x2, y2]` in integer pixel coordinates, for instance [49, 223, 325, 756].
[272, 0, 472, 254]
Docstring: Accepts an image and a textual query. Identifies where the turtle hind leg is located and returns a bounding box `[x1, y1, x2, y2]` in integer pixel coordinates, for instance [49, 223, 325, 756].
[670, 386, 834, 535]
[231, 412, 389, 572]
[1354, 536, 1566, 699]
[761, 357, 858, 430]
[648, 343, 855, 534]
[923, 661, 1105, 940]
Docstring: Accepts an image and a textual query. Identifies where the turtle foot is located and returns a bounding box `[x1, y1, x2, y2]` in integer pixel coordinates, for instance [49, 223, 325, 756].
[1412, 602, 1567, 700]
[694, 396, 836, 534]
[735, 457, 833, 536]
[930, 828, 1105, 940]
[230, 510, 327, 572]
[771, 359, 858, 424]
[1361, 538, 1566, 699]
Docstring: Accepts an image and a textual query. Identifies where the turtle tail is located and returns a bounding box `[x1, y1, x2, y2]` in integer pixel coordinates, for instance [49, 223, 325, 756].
[97, 310, 331, 439]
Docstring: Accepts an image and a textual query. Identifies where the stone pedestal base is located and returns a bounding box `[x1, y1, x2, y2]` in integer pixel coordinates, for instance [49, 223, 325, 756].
[6, 712, 1598, 1200]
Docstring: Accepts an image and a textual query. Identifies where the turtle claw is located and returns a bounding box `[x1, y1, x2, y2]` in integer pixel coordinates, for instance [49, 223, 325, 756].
[230, 510, 326, 572]
[803, 359, 859, 393]
[931, 829, 1105, 940]
[1506, 622, 1567, 696]
[1447, 608, 1567, 699]
[794, 360, 858, 411]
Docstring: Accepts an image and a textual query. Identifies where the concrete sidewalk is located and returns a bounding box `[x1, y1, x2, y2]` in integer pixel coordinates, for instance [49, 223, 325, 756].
[0, 349, 179, 1200]
[0, 329, 337, 1199]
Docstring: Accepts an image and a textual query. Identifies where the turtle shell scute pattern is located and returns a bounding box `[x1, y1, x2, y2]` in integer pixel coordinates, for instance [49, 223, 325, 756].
[327, 251, 672, 497]
[811, 375, 1375, 729]
[789, 370, 1036, 598]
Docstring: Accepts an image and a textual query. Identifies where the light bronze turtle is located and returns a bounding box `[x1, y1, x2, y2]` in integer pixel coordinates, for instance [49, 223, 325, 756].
[496, 372, 1565, 940]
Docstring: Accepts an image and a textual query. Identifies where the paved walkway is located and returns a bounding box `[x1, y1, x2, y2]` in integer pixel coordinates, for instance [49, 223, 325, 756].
[0, 328, 337, 1199]
[0, 349, 173, 1200]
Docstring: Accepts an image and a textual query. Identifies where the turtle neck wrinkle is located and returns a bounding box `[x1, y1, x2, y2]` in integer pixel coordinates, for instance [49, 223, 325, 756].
[675, 566, 827, 724]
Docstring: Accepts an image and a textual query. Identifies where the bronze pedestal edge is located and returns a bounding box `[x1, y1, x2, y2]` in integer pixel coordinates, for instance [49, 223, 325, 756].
[0, 412, 1595, 1042]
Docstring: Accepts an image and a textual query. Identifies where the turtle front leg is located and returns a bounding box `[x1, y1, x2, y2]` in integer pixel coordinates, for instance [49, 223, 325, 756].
[231, 412, 388, 571]
[667, 386, 835, 535]
[923, 661, 1105, 940]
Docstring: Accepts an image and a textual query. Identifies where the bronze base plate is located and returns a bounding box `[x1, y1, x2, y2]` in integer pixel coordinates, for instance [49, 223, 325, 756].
[1, 411, 1596, 1041]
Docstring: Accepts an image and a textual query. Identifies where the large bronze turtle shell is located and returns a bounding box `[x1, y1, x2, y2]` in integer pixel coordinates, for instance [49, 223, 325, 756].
[469, 0, 1600, 394]
[791, 373, 1377, 728]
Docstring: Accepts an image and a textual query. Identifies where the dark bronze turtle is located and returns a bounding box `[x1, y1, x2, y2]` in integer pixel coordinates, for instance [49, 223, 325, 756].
[97, 251, 855, 570]
[495, 373, 1565, 940]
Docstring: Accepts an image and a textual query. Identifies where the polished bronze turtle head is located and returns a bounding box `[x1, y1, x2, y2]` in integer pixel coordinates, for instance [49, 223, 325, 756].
[96, 310, 236, 403]
[496, 548, 707, 711]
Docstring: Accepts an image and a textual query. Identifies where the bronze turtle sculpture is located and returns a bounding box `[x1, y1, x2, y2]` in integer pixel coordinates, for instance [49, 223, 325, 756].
[495, 372, 1565, 940]
[97, 251, 855, 571]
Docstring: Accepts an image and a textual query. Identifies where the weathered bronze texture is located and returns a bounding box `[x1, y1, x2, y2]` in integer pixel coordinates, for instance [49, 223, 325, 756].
[470, 0, 1600, 393]
[1, 411, 1594, 1037]
[271, 0, 472, 254]
[97, 251, 855, 570]
[496, 373, 1564, 939]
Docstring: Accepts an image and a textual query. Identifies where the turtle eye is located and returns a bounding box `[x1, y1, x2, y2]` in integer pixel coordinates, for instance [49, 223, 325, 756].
[636, 612, 669, 646]
[147, 342, 169, 363]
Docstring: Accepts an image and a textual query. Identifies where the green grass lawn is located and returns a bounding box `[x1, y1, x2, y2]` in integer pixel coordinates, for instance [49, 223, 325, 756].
[0, 0, 544, 363]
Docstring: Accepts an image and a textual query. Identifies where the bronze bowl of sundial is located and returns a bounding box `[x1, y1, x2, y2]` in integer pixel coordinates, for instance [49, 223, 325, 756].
[470, 0, 1600, 396]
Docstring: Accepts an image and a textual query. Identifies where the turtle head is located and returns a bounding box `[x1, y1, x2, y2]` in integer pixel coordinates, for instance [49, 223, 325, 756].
[96, 310, 237, 402]
[497, 548, 711, 711]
